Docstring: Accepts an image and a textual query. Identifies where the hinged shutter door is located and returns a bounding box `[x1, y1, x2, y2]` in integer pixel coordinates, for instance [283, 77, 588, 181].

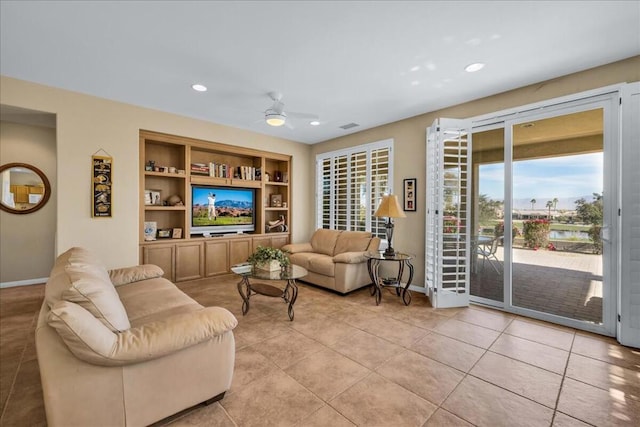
[619, 82, 640, 348]
[425, 118, 471, 308]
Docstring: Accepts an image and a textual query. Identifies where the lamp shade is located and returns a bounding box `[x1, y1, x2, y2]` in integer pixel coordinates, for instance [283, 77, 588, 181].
[374, 195, 406, 218]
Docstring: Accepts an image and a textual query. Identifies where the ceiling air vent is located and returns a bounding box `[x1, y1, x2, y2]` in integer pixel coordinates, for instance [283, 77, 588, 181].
[339, 122, 360, 130]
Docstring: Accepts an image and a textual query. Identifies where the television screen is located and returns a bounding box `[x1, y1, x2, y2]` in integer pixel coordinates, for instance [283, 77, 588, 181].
[191, 185, 255, 235]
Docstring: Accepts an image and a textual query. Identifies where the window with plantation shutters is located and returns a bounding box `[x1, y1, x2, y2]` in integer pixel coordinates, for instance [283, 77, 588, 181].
[316, 140, 393, 237]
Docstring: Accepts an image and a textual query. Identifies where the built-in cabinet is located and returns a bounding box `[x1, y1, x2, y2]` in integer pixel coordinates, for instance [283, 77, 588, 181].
[139, 130, 291, 281]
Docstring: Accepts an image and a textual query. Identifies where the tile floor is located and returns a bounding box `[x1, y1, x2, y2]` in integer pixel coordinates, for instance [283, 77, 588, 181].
[1, 276, 639, 426]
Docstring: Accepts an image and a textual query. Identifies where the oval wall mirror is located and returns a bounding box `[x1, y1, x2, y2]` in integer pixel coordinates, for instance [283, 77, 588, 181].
[0, 163, 51, 214]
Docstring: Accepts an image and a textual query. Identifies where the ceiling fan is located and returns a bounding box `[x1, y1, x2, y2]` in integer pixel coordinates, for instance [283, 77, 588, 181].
[263, 92, 318, 128]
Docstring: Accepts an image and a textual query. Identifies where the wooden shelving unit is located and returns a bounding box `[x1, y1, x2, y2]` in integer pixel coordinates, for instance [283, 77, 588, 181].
[139, 130, 291, 281]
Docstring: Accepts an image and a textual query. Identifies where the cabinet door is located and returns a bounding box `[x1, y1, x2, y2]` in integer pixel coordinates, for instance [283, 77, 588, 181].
[11, 185, 29, 203]
[205, 240, 229, 276]
[229, 238, 252, 266]
[252, 236, 271, 251]
[271, 236, 289, 249]
[142, 244, 175, 281]
[175, 242, 204, 282]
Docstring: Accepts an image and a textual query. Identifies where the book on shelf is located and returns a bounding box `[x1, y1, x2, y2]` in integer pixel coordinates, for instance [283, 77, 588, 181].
[233, 165, 260, 180]
[191, 163, 210, 175]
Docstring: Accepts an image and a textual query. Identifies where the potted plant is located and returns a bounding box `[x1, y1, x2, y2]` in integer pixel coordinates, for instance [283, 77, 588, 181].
[247, 245, 290, 271]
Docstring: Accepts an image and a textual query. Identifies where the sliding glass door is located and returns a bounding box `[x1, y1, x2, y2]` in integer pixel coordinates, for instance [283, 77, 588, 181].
[470, 94, 618, 334]
[470, 125, 505, 306]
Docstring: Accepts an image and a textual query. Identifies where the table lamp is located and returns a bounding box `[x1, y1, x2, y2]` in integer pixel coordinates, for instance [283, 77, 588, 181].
[373, 194, 406, 257]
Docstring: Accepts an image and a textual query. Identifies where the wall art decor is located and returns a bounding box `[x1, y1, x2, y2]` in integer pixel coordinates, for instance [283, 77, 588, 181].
[92, 152, 113, 217]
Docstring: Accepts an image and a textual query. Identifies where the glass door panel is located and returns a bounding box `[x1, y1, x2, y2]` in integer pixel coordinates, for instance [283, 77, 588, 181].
[470, 127, 505, 305]
[510, 109, 604, 324]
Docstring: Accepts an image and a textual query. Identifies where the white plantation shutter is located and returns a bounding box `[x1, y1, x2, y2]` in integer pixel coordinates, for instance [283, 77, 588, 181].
[335, 155, 348, 230]
[619, 82, 640, 347]
[350, 151, 367, 231]
[425, 118, 471, 308]
[316, 140, 393, 236]
[319, 158, 331, 229]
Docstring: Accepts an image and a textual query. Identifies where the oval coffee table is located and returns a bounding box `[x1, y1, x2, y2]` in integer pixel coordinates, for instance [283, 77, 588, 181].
[231, 264, 308, 321]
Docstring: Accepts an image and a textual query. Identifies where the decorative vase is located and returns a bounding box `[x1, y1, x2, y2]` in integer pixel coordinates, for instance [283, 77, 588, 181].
[256, 260, 281, 272]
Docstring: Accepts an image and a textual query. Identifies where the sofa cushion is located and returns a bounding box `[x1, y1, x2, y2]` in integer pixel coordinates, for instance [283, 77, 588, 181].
[334, 231, 373, 254]
[44, 247, 84, 308]
[310, 229, 341, 256]
[308, 255, 335, 277]
[109, 264, 164, 286]
[117, 277, 202, 327]
[61, 248, 131, 332]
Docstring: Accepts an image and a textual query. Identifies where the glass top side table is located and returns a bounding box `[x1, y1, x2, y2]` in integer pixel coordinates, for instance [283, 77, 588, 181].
[231, 264, 308, 321]
[364, 252, 415, 305]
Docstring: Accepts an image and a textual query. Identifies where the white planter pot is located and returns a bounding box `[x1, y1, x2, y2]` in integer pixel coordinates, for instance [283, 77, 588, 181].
[256, 260, 281, 272]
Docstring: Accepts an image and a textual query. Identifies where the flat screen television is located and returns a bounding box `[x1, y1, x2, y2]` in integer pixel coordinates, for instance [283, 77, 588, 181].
[191, 185, 255, 235]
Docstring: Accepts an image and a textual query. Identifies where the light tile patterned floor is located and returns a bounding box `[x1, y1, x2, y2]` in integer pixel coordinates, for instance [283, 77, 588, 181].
[1, 276, 639, 426]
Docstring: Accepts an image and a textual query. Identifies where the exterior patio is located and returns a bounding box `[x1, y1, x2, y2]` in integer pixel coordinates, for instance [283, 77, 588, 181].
[471, 246, 603, 324]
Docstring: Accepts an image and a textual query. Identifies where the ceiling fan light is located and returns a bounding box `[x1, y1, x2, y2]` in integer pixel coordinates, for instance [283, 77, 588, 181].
[266, 113, 286, 127]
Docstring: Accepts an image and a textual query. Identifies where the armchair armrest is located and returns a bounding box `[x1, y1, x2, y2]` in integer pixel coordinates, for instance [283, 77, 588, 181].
[281, 243, 313, 254]
[48, 301, 237, 367]
[333, 251, 367, 264]
[108, 264, 164, 286]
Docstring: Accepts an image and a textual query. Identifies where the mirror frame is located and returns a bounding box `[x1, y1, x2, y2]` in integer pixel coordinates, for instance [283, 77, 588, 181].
[0, 162, 51, 215]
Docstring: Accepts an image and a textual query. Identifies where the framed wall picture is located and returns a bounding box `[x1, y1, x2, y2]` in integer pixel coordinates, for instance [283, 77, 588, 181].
[403, 178, 416, 211]
[92, 155, 112, 217]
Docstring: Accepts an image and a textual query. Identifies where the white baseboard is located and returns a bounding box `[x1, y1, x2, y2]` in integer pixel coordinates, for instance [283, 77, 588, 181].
[0, 277, 48, 288]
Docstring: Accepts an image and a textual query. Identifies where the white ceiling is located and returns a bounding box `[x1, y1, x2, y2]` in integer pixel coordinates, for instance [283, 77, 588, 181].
[1, 1, 638, 144]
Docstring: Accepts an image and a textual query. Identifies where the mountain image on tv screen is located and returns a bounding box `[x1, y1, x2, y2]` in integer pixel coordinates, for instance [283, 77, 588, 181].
[192, 187, 253, 227]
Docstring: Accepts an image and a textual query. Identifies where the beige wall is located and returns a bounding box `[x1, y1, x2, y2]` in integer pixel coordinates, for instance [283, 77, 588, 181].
[0, 121, 57, 283]
[0, 76, 313, 270]
[310, 56, 640, 287]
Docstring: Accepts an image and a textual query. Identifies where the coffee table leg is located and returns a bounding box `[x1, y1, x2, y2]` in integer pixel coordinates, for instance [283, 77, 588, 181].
[237, 276, 251, 315]
[285, 279, 298, 321]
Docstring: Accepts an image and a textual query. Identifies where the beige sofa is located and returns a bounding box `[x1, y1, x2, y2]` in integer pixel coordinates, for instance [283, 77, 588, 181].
[282, 229, 380, 294]
[36, 247, 237, 427]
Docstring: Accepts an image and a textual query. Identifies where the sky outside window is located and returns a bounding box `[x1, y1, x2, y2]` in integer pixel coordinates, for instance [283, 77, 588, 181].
[480, 152, 603, 210]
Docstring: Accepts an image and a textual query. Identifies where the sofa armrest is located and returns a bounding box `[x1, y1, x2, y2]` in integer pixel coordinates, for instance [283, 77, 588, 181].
[282, 243, 313, 254]
[333, 251, 367, 264]
[108, 264, 164, 286]
[48, 301, 237, 367]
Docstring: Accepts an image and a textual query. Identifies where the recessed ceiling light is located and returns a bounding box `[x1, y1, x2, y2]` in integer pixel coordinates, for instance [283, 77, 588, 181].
[191, 84, 207, 92]
[310, 121, 320, 126]
[464, 63, 485, 73]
